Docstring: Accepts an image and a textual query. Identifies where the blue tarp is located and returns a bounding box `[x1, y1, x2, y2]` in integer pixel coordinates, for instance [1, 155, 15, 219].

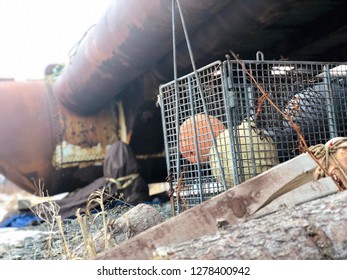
[0, 213, 41, 228]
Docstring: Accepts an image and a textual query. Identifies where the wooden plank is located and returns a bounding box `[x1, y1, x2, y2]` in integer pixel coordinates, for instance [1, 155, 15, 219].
[253, 177, 338, 218]
[17, 192, 68, 210]
[148, 182, 169, 196]
[96, 153, 325, 260]
[152, 190, 347, 260]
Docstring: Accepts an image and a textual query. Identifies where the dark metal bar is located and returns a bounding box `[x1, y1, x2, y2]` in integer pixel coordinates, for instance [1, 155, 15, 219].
[222, 59, 240, 187]
[188, 76, 203, 203]
[323, 64, 338, 139]
[172, 0, 182, 214]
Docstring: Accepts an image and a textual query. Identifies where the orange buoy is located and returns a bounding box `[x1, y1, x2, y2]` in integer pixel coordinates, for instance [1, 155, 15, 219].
[179, 114, 225, 163]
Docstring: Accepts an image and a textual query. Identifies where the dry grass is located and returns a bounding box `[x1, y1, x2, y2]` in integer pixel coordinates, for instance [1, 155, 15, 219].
[76, 208, 96, 258]
[29, 180, 133, 259]
[86, 187, 110, 251]
[30, 179, 63, 258]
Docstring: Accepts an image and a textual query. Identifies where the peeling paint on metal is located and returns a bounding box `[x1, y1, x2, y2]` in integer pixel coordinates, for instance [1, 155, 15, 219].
[52, 141, 110, 169]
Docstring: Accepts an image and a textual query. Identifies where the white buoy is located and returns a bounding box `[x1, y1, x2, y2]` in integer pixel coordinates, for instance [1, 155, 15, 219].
[209, 119, 279, 187]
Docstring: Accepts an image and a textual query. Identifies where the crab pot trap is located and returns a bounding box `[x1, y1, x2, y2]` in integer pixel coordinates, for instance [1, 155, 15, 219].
[159, 53, 347, 214]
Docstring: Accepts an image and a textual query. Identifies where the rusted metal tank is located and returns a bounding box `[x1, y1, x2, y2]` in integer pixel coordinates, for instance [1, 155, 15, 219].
[0, 80, 120, 195]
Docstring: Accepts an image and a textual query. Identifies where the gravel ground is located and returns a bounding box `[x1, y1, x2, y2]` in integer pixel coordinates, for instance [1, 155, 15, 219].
[0, 201, 172, 260]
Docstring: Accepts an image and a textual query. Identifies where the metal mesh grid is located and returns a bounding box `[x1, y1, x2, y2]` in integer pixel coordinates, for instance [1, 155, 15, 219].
[159, 56, 347, 214]
[159, 61, 229, 213]
[225, 58, 347, 164]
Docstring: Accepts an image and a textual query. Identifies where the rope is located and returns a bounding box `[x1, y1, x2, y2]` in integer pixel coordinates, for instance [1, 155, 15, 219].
[105, 173, 139, 191]
[309, 137, 347, 185]
[310, 137, 347, 160]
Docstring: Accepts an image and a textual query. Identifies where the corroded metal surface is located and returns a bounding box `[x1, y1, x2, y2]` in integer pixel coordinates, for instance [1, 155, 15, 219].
[52, 99, 119, 170]
[49, 93, 120, 194]
[0, 81, 119, 195]
[53, 0, 345, 116]
[53, 0, 229, 115]
[0, 81, 54, 193]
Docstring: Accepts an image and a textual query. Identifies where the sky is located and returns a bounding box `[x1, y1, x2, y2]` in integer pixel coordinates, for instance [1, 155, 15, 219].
[0, 0, 112, 81]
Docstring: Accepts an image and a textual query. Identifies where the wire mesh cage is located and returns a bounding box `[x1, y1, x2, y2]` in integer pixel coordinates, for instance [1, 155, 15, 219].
[159, 53, 347, 215]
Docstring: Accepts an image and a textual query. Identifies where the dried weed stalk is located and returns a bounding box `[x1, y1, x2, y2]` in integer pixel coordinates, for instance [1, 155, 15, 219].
[86, 187, 111, 250]
[76, 208, 96, 259]
[31, 181, 134, 259]
[30, 179, 69, 258]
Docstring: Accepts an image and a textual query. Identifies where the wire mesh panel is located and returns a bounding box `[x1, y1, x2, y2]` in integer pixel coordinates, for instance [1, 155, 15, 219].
[224, 55, 347, 164]
[159, 55, 347, 215]
[159, 61, 230, 214]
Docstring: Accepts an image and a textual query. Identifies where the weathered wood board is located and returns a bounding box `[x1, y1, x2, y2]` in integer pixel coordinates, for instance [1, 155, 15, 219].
[153, 190, 347, 259]
[253, 177, 338, 218]
[96, 153, 340, 260]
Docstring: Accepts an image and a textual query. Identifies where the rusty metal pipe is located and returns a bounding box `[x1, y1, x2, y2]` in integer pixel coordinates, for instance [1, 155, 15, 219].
[53, 0, 229, 115]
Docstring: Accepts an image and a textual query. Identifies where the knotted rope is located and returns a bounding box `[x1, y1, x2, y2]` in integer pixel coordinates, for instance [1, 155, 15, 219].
[309, 137, 347, 190]
[105, 173, 139, 191]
